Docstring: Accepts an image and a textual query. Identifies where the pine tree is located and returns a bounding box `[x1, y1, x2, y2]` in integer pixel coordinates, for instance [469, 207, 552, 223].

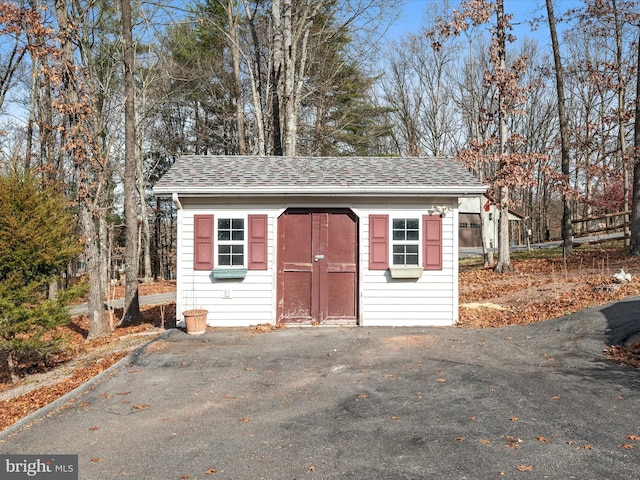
[0, 171, 83, 382]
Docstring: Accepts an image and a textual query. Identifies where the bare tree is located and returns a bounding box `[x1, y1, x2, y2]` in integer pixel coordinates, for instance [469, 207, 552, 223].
[54, 0, 110, 338]
[545, 0, 573, 257]
[120, 0, 142, 325]
[630, 28, 640, 254]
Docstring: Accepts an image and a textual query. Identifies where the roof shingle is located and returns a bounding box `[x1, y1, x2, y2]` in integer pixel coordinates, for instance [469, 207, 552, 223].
[153, 155, 485, 197]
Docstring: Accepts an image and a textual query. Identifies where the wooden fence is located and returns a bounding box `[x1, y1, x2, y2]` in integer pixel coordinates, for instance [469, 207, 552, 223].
[571, 211, 630, 239]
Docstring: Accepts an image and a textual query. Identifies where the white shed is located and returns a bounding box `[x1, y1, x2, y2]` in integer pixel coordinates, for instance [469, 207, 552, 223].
[153, 156, 485, 328]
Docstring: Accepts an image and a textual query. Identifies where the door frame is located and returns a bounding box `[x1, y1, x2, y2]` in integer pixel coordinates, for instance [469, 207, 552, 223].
[276, 207, 359, 325]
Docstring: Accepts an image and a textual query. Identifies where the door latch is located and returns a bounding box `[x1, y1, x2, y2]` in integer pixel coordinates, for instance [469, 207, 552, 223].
[314, 254, 325, 262]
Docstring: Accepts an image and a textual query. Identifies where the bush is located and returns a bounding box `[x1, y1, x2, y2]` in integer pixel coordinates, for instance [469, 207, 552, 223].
[0, 171, 83, 381]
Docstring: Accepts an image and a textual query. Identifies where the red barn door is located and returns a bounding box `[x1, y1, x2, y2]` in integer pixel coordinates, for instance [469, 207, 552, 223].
[277, 209, 358, 325]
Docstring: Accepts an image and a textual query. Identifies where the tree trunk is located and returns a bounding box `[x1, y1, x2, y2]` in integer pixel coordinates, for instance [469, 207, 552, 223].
[54, 0, 108, 337]
[227, 0, 246, 155]
[244, 0, 266, 155]
[80, 205, 110, 339]
[494, 0, 513, 273]
[271, 0, 283, 155]
[612, 0, 630, 246]
[546, 0, 572, 258]
[629, 30, 640, 255]
[120, 0, 141, 325]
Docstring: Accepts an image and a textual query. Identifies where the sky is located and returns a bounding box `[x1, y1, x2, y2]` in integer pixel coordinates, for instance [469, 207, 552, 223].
[390, 0, 582, 46]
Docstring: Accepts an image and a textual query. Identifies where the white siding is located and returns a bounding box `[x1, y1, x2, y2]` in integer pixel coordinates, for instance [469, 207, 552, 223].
[176, 205, 276, 327]
[358, 202, 458, 326]
[174, 197, 461, 327]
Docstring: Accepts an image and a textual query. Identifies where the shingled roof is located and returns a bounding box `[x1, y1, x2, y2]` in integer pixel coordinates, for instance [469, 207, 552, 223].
[153, 155, 486, 197]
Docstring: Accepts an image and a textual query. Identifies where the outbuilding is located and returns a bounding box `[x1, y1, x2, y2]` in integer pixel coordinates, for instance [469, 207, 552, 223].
[153, 156, 486, 327]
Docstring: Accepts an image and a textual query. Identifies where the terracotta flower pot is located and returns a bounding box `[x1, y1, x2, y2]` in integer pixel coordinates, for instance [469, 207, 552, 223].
[183, 309, 208, 335]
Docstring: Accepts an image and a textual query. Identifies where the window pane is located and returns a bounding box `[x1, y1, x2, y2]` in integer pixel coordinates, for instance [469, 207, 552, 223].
[392, 230, 405, 241]
[232, 230, 244, 241]
[232, 219, 244, 229]
[393, 219, 405, 229]
[218, 219, 230, 229]
[406, 230, 419, 241]
[393, 254, 405, 265]
[218, 230, 230, 241]
[406, 219, 419, 230]
[406, 254, 418, 265]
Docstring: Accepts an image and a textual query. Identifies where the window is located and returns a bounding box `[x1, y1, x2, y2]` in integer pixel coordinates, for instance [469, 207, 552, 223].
[217, 218, 244, 266]
[392, 218, 420, 265]
[194, 214, 267, 271]
[368, 214, 442, 271]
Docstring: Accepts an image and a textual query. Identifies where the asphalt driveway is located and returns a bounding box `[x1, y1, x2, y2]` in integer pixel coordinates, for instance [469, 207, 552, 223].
[1, 298, 640, 479]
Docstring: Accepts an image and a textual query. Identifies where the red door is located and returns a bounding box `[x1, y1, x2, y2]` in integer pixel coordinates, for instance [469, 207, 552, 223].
[277, 209, 358, 325]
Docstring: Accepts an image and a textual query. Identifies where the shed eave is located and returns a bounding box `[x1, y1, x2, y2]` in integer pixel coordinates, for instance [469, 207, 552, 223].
[153, 185, 487, 197]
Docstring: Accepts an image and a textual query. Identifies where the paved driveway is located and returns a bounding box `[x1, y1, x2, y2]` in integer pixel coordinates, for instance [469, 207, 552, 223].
[2, 298, 640, 479]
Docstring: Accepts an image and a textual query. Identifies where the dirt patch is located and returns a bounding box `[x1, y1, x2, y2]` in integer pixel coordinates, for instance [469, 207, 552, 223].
[380, 335, 437, 348]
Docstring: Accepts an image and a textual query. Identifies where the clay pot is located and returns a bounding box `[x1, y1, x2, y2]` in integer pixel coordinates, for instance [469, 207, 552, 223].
[182, 309, 208, 335]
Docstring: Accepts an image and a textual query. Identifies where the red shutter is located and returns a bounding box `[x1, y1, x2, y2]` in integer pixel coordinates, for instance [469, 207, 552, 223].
[248, 214, 268, 270]
[193, 215, 214, 270]
[423, 215, 442, 270]
[369, 215, 389, 270]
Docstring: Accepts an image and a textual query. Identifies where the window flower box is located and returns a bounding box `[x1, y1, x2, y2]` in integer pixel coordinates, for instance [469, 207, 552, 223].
[212, 268, 248, 280]
[389, 266, 424, 279]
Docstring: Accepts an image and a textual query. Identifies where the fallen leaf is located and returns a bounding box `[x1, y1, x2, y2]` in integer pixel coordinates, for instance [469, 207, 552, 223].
[390, 415, 400, 420]
[437, 378, 446, 383]
[456, 436, 466, 442]
[549, 395, 560, 400]
[133, 404, 150, 410]
[479, 439, 491, 445]
[244, 367, 254, 371]
[583, 445, 594, 450]
[505, 436, 522, 449]
[470, 416, 477, 422]
[204, 468, 217, 474]
[117, 391, 131, 396]
[308, 466, 316, 472]
[516, 464, 533, 472]
[128, 369, 143, 374]
[509, 416, 518, 422]
[181, 475, 190, 479]
[626, 435, 640, 441]
[384, 374, 396, 379]
[90, 458, 104, 463]
[498, 471, 505, 476]
[238, 417, 250, 422]
[78, 401, 90, 410]
[620, 443, 634, 449]
[537, 437, 551, 443]
[357, 393, 368, 399]
[88, 426, 100, 431]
